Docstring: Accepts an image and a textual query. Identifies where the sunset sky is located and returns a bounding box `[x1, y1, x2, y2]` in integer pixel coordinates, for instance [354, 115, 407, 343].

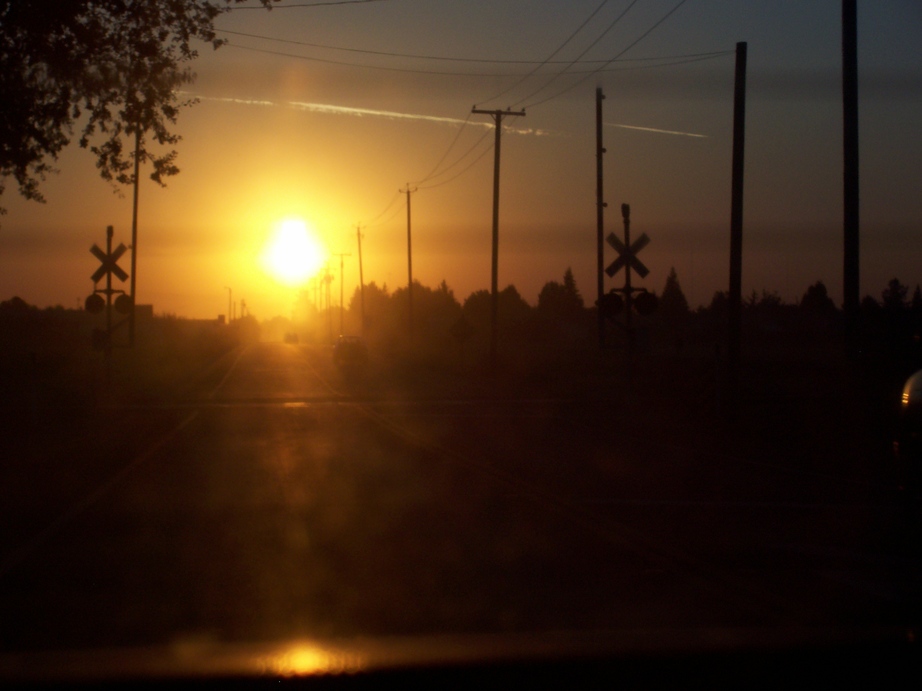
[2, 0, 921, 320]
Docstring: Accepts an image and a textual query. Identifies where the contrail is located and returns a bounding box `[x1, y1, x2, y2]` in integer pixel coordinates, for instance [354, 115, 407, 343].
[606, 122, 707, 138]
[180, 92, 550, 135]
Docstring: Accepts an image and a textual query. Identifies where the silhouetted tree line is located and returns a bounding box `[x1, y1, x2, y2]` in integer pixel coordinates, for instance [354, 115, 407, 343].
[283, 268, 922, 368]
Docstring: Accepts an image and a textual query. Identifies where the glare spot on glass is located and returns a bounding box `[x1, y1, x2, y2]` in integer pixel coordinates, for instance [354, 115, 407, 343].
[258, 643, 365, 676]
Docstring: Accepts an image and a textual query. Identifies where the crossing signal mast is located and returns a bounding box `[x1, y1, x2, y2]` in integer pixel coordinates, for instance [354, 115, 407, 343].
[598, 204, 658, 360]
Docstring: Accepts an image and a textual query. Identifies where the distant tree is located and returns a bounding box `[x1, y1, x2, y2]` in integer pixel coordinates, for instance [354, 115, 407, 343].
[0, 0, 275, 212]
[800, 281, 837, 315]
[659, 267, 690, 318]
[463, 285, 532, 336]
[392, 280, 462, 332]
[537, 267, 583, 321]
[756, 290, 783, 311]
[882, 278, 909, 313]
[499, 285, 533, 324]
[703, 290, 728, 317]
[912, 285, 922, 316]
[860, 294, 882, 315]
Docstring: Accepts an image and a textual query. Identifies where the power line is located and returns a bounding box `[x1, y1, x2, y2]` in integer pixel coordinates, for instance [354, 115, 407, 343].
[414, 113, 478, 185]
[510, 0, 640, 108]
[223, 37, 727, 78]
[479, 0, 631, 107]
[524, 0, 693, 109]
[364, 195, 406, 229]
[363, 190, 401, 227]
[417, 127, 494, 185]
[222, 43, 520, 76]
[217, 28, 727, 67]
[418, 138, 495, 190]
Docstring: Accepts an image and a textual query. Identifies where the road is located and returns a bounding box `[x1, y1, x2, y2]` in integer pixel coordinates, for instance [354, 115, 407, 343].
[1, 341, 920, 654]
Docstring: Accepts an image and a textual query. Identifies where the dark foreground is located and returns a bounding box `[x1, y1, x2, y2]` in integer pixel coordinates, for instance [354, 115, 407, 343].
[1, 339, 920, 683]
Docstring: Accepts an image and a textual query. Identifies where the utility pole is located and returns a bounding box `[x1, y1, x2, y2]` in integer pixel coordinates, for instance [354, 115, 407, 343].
[596, 88, 607, 349]
[728, 41, 748, 410]
[842, 0, 860, 357]
[129, 126, 141, 347]
[322, 264, 333, 342]
[356, 224, 366, 337]
[224, 286, 232, 324]
[332, 252, 351, 335]
[400, 184, 417, 342]
[471, 106, 526, 369]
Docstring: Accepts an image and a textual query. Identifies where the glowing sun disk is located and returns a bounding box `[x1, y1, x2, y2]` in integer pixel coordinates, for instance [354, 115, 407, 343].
[261, 218, 327, 286]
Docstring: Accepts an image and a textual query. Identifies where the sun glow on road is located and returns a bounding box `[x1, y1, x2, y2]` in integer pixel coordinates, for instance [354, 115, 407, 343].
[261, 218, 328, 286]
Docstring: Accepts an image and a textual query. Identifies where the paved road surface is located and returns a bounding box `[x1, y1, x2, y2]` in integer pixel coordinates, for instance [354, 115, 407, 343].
[1, 342, 920, 653]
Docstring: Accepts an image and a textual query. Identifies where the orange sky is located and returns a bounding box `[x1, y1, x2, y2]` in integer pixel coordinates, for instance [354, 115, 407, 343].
[2, 1, 921, 319]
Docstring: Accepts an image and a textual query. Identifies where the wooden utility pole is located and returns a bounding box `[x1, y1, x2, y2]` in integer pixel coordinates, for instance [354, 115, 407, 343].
[728, 41, 747, 408]
[356, 225, 366, 336]
[471, 107, 526, 369]
[842, 0, 860, 356]
[596, 88, 607, 349]
[129, 126, 141, 347]
[400, 184, 417, 342]
[331, 252, 351, 336]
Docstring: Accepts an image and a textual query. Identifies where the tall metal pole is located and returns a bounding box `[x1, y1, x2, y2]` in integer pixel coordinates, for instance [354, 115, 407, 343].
[129, 126, 141, 346]
[596, 88, 607, 349]
[400, 185, 417, 342]
[728, 41, 747, 407]
[471, 107, 526, 369]
[842, 0, 860, 357]
[225, 286, 231, 324]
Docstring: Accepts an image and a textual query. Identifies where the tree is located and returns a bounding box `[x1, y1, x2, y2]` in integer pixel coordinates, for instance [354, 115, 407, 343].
[800, 280, 836, 315]
[882, 278, 909, 313]
[0, 0, 274, 212]
[659, 267, 689, 318]
[537, 267, 583, 321]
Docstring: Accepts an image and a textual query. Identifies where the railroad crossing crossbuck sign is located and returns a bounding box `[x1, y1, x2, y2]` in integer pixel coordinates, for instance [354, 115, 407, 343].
[605, 232, 650, 279]
[90, 241, 128, 284]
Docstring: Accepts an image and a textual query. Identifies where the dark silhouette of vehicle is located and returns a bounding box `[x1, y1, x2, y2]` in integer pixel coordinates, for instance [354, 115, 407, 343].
[333, 335, 368, 369]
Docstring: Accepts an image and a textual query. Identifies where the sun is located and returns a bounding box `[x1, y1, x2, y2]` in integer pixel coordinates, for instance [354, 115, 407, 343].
[261, 218, 327, 286]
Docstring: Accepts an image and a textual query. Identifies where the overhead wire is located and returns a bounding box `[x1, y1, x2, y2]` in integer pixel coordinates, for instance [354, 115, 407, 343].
[509, 0, 640, 108]
[418, 140, 495, 191]
[414, 112, 475, 185]
[478, 0, 629, 108]
[221, 0, 717, 229]
[222, 40, 721, 78]
[362, 190, 401, 226]
[368, 196, 406, 229]
[524, 0, 693, 109]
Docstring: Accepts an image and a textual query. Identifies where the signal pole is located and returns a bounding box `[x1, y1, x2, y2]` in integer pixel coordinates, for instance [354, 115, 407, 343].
[471, 106, 526, 369]
[400, 184, 417, 342]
